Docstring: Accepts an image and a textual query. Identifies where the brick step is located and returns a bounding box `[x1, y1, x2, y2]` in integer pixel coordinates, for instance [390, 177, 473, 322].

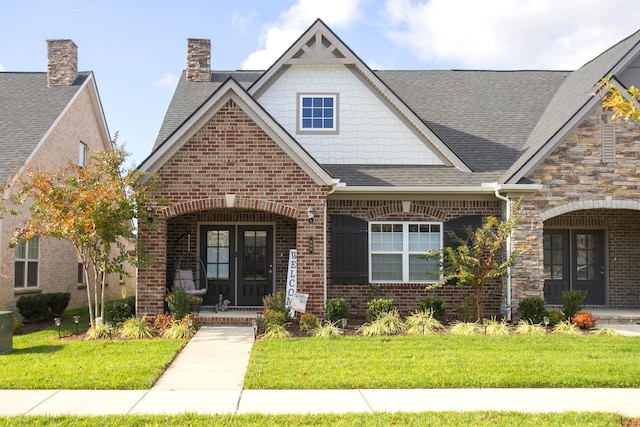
[194, 307, 262, 327]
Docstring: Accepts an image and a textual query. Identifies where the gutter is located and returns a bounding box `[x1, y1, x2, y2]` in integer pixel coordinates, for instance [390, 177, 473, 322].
[332, 184, 541, 195]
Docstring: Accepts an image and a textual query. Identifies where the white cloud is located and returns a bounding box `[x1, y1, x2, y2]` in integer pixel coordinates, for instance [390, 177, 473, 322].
[0, 63, 4, 71]
[232, 10, 257, 34]
[241, 0, 364, 70]
[383, 0, 640, 70]
[154, 72, 179, 88]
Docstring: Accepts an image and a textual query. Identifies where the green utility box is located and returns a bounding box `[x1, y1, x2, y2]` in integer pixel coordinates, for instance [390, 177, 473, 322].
[0, 311, 12, 354]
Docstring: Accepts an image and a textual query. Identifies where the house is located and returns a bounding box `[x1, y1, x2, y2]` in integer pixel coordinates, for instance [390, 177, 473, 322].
[137, 20, 640, 321]
[0, 40, 135, 315]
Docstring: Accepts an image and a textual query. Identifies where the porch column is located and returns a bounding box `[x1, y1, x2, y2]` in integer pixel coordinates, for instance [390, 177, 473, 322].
[295, 213, 325, 315]
[511, 199, 544, 316]
[137, 218, 167, 317]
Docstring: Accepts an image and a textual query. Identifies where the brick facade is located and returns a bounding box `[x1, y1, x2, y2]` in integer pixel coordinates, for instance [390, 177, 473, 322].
[510, 106, 640, 311]
[326, 199, 504, 320]
[137, 99, 330, 316]
[1, 84, 134, 314]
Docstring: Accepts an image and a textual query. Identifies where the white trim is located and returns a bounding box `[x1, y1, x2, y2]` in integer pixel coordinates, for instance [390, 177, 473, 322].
[137, 79, 334, 187]
[333, 183, 542, 195]
[369, 221, 442, 284]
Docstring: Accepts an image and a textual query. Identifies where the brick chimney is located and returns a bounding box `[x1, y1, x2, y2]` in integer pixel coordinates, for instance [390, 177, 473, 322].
[186, 38, 211, 82]
[47, 39, 78, 86]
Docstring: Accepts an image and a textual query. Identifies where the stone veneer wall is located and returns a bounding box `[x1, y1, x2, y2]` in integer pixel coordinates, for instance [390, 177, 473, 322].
[510, 106, 640, 311]
[326, 199, 504, 320]
[137, 100, 329, 316]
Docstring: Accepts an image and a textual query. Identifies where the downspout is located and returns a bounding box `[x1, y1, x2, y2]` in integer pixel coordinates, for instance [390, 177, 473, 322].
[493, 185, 512, 321]
[323, 181, 339, 309]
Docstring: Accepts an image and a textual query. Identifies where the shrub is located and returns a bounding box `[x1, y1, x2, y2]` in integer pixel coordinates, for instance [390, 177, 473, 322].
[552, 321, 581, 335]
[12, 315, 23, 334]
[311, 321, 343, 337]
[299, 313, 320, 333]
[106, 298, 134, 325]
[547, 308, 564, 326]
[449, 322, 479, 335]
[358, 309, 406, 336]
[514, 320, 546, 335]
[124, 295, 136, 316]
[561, 290, 586, 321]
[153, 314, 174, 332]
[16, 294, 48, 321]
[264, 309, 286, 329]
[485, 317, 510, 336]
[419, 298, 446, 322]
[46, 292, 71, 317]
[162, 314, 196, 339]
[366, 298, 394, 323]
[405, 309, 443, 335]
[591, 328, 620, 336]
[325, 298, 349, 323]
[572, 311, 596, 329]
[262, 324, 291, 339]
[518, 297, 548, 324]
[262, 290, 289, 318]
[166, 285, 190, 321]
[85, 324, 111, 340]
[118, 315, 154, 339]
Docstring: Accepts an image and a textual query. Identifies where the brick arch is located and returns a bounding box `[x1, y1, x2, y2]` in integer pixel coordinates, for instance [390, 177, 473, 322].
[541, 199, 640, 221]
[366, 202, 446, 221]
[159, 196, 299, 219]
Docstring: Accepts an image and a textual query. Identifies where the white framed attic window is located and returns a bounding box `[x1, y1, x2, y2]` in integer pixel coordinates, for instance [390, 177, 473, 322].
[297, 93, 338, 133]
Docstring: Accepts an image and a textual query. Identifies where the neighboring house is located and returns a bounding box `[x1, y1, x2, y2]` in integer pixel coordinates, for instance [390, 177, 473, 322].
[0, 40, 135, 315]
[137, 20, 640, 320]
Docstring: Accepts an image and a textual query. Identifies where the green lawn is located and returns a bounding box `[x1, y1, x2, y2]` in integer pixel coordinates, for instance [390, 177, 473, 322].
[245, 335, 640, 389]
[0, 412, 630, 426]
[1, 325, 185, 389]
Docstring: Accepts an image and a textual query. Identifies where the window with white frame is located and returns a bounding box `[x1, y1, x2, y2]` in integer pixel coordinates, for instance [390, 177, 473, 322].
[79, 142, 87, 167]
[370, 222, 441, 282]
[15, 236, 40, 288]
[298, 93, 338, 132]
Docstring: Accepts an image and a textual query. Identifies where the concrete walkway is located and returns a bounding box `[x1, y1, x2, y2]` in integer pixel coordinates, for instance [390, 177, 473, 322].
[1, 325, 640, 417]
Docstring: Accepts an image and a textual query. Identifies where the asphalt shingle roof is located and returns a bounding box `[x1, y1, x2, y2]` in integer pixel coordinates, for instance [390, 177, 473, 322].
[0, 72, 89, 183]
[150, 27, 640, 188]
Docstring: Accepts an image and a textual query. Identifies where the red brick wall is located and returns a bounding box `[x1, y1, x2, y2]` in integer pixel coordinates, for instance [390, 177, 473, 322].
[326, 199, 503, 320]
[138, 100, 329, 315]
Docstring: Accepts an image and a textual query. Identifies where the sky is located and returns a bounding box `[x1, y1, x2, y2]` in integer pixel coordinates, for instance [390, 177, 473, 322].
[2, 0, 640, 168]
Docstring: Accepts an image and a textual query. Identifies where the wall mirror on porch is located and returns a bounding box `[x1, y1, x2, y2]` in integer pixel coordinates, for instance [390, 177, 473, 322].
[543, 229, 606, 305]
[199, 225, 274, 306]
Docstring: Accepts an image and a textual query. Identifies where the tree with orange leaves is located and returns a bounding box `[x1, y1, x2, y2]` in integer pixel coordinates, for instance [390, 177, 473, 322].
[7, 140, 155, 329]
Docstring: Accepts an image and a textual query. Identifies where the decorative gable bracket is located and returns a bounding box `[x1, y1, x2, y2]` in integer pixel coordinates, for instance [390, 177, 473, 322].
[287, 31, 352, 65]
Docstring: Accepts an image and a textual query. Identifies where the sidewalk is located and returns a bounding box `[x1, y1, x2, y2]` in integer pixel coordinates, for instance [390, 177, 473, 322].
[0, 325, 639, 417]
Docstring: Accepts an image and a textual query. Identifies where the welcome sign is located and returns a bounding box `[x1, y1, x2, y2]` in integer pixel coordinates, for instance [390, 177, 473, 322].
[285, 249, 297, 318]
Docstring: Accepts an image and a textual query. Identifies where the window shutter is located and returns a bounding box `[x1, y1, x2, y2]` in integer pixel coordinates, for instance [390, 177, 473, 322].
[602, 124, 616, 163]
[330, 214, 369, 284]
[443, 215, 483, 249]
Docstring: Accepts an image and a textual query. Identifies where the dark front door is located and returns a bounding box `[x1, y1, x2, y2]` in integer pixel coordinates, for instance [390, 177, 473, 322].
[200, 225, 273, 307]
[543, 229, 606, 305]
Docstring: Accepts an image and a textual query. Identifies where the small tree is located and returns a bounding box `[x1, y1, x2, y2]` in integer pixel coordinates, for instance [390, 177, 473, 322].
[426, 201, 523, 321]
[596, 76, 640, 125]
[6, 139, 155, 328]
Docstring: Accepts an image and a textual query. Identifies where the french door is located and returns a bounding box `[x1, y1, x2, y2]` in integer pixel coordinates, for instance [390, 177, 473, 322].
[543, 229, 606, 305]
[200, 225, 273, 306]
